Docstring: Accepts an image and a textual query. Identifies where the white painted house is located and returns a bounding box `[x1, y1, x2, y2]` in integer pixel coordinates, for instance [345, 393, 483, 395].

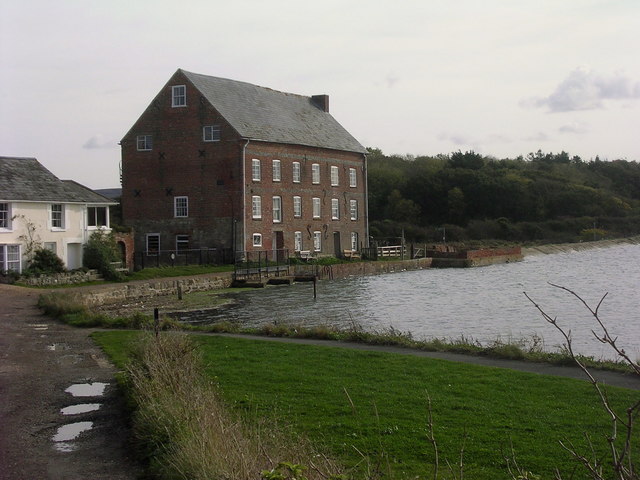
[0, 157, 116, 273]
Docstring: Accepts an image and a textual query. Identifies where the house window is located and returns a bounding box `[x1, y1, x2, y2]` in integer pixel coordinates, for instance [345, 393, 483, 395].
[293, 196, 302, 218]
[350, 200, 358, 220]
[87, 206, 108, 228]
[272, 159, 281, 182]
[252, 196, 262, 219]
[172, 85, 186, 107]
[272, 196, 282, 223]
[146, 234, 160, 255]
[351, 232, 358, 251]
[174, 196, 188, 218]
[0, 244, 21, 273]
[331, 198, 339, 220]
[312, 197, 321, 219]
[313, 231, 322, 252]
[292, 162, 301, 183]
[203, 125, 221, 142]
[51, 204, 65, 229]
[44, 242, 57, 254]
[0, 203, 11, 230]
[252, 159, 261, 181]
[137, 135, 152, 151]
[176, 235, 189, 253]
[311, 163, 320, 184]
[253, 233, 262, 247]
[294, 231, 302, 252]
[330, 166, 339, 186]
[349, 168, 357, 187]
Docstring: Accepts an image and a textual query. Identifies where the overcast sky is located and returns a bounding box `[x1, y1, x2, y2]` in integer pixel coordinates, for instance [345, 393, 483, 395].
[2, 0, 639, 189]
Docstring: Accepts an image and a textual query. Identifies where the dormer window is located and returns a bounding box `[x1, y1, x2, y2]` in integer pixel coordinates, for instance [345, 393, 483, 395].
[172, 85, 186, 107]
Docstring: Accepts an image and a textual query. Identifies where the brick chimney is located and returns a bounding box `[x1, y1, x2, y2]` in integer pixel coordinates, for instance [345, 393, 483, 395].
[311, 94, 329, 112]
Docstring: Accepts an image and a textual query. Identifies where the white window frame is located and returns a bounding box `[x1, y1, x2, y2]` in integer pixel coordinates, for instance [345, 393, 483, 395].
[50, 204, 65, 230]
[330, 166, 339, 186]
[174, 196, 188, 218]
[176, 234, 189, 253]
[252, 159, 261, 181]
[146, 233, 160, 256]
[293, 196, 302, 218]
[87, 206, 109, 229]
[44, 242, 57, 254]
[313, 231, 322, 252]
[312, 197, 321, 219]
[172, 85, 186, 107]
[331, 198, 339, 220]
[350, 199, 358, 220]
[272, 159, 281, 182]
[311, 163, 320, 184]
[272, 196, 282, 223]
[252, 233, 262, 247]
[294, 231, 302, 252]
[203, 125, 221, 142]
[351, 232, 358, 251]
[0, 244, 21, 273]
[292, 162, 301, 183]
[349, 168, 357, 188]
[0, 203, 12, 231]
[137, 135, 152, 151]
[252, 196, 262, 219]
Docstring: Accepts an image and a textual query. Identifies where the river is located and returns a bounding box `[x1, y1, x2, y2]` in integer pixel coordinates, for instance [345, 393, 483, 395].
[188, 243, 640, 361]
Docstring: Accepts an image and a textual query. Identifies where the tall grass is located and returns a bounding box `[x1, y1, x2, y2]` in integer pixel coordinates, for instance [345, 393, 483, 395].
[125, 332, 344, 479]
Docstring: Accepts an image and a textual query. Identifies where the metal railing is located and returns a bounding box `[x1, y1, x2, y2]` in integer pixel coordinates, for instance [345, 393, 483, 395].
[234, 249, 290, 280]
[134, 248, 232, 270]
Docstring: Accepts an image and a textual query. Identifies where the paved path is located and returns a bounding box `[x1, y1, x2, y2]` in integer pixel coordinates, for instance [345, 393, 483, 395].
[0, 284, 141, 480]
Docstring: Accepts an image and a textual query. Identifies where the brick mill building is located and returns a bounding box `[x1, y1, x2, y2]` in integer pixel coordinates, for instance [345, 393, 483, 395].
[120, 69, 368, 260]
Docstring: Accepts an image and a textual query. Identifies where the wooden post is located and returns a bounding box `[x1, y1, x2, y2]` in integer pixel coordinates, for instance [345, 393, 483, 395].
[313, 275, 317, 300]
[153, 308, 159, 338]
[177, 281, 183, 300]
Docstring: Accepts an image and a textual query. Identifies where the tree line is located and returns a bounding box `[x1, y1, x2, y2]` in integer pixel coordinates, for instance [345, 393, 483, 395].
[366, 148, 640, 244]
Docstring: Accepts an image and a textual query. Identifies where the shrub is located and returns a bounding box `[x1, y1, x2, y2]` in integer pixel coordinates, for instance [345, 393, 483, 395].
[83, 230, 124, 281]
[26, 248, 65, 275]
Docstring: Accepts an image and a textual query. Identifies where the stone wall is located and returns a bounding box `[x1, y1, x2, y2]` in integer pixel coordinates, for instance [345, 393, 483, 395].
[291, 257, 432, 280]
[20, 270, 101, 287]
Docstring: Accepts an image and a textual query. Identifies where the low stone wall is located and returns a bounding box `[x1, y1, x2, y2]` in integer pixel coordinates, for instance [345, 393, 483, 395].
[20, 270, 101, 287]
[292, 257, 433, 280]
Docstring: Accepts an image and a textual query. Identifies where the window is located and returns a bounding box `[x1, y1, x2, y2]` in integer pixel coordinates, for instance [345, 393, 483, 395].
[0, 203, 11, 230]
[313, 231, 322, 252]
[176, 235, 189, 253]
[311, 163, 320, 184]
[294, 231, 302, 252]
[87, 206, 108, 228]
[292, 162, 301, 183]
[272, 159, 281, 182]
[0, 244, 21, 273]
[137, 135, 152, 151]
[172, 85, 186, 107]
[312, 197, 321, 219]
[351, 232, 358, 251]
[272, 196, 282, 223]
[331, 198, 339, 220]
[252, 233, 262, 247]
[203, 125, 221, 142]
[146, 234, 160, 255]
[349, 168, 357, 187]
[252, 159, 261, 181]
[350, 200, 358, 220]
[293, 196, 302, 218]
[252, 196, 262, 219]
[330, 166, 339, 186]
[51, 204, 65, 229]
[44, 242, 57, 254]
[174, 196, 188, 218]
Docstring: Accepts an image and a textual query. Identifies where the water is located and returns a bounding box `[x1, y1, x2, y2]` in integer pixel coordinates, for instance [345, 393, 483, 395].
[65, 382, 108, 397]
[191, 244, 640, 360]
[52, 421, 93, 452]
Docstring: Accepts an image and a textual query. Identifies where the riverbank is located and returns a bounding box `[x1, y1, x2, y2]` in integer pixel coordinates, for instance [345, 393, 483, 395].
[522, 235, 640, 256]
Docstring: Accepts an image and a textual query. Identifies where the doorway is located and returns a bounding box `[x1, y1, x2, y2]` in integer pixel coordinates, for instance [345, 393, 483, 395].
[333, 231, 341, 258]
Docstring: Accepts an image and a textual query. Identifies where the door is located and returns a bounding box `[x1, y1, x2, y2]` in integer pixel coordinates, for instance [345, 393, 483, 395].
[333, 231, 341, 258]
[274, 231, 285, 262]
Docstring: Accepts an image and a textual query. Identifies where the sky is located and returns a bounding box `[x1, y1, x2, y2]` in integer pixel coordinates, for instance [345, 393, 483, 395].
[1, 0, 639, 189]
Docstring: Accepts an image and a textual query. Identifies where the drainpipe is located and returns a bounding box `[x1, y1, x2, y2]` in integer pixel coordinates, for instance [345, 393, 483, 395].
[241, 138, 250, 255]
[363, 152, 370, 247]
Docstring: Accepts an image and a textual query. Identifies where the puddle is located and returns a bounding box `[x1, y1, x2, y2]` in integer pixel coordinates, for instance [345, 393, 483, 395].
[65, 382, 108, 397]
[47, 343, 70, 351]
[28, 323, 49, 331]
[61, 403, 101, 415]
[52, 421, 93, 452]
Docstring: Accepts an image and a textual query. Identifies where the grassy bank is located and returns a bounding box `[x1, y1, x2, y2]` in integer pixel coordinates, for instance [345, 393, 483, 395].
[95, 331, 638, 479]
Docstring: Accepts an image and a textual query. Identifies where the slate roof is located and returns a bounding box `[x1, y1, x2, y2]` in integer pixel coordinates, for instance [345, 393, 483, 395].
[0, 157, 115, 204]
[180, 69, 367, 154]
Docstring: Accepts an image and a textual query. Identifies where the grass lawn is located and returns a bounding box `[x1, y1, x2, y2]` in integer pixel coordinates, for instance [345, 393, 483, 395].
[94, 331, 638, 479]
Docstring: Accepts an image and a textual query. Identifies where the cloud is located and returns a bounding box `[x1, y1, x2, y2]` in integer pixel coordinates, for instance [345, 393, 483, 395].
[524, 132, 551, 142]
[558, 121, 589, 135]
[83, 135, 115, 149]
[522, 68, 640, 112]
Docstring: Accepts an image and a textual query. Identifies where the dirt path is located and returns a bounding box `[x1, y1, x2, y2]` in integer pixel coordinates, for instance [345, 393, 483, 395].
[0, 284, 141, 480]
